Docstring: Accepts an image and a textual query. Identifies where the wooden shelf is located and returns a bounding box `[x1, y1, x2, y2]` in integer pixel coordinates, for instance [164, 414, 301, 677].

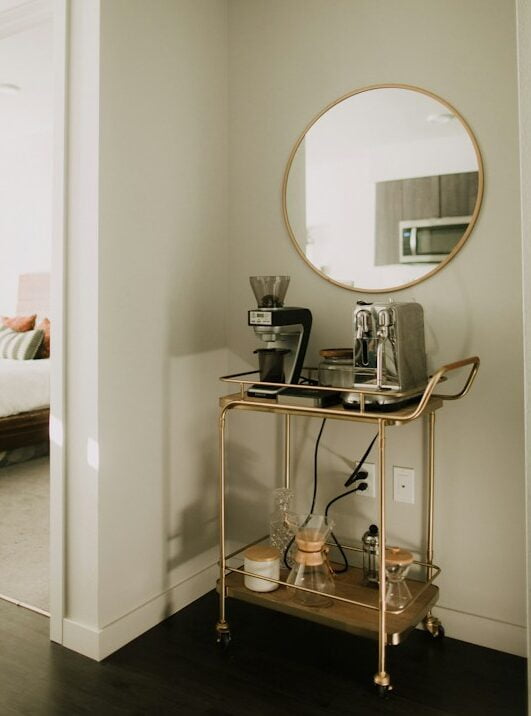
[221, 566, 438, 646]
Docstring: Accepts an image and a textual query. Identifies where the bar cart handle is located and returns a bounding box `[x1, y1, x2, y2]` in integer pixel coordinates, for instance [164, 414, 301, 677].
[432, 356, 480, 401]
[406, 356, 480, 421]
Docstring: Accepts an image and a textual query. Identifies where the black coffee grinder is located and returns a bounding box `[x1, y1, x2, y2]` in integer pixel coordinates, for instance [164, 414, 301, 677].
[248, 276, 312, 398]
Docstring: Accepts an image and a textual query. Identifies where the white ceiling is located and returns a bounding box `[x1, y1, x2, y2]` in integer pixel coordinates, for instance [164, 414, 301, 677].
[306, 88, 473, 163]
[0, 16, 52, 138]
[0, 0, 50, 16]
[0, 0, 29, 10]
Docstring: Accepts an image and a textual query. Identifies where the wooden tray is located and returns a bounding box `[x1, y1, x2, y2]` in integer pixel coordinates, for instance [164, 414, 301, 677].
[221, 565, 438, 645]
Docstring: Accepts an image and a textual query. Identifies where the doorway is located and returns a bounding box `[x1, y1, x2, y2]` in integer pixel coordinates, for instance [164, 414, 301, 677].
[0, 11, 53, 615]
[0, 0, 65, 644]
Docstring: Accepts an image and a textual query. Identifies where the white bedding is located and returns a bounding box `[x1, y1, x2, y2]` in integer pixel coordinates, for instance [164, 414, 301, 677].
[0, 358, 50, 418]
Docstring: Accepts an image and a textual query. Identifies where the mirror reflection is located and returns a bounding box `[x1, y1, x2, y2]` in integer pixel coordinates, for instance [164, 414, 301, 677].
[283, 85, 483, 293]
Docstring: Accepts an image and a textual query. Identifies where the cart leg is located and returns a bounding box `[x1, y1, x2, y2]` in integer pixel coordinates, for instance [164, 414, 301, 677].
[373, 419, 392, 693]
[426, 411, 436, 581]
[284, 414, 291, 489]
[423, 411, 444, 640]
[217, 408, 231, 647]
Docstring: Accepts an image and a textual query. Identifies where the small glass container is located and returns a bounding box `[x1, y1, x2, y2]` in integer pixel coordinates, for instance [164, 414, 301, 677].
[385, 546, 413, 610]
[362, 524, 379, 586]
[243, 545, 280, 592]
[270, 488, 297, 568]
[318, 348, 354, 389]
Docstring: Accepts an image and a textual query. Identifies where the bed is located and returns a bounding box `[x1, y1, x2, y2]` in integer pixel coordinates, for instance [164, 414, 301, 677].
[0, 273, 50, 452]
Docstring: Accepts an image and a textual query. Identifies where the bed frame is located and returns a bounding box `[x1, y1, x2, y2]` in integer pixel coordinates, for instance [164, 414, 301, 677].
[0, 273, 50, 452]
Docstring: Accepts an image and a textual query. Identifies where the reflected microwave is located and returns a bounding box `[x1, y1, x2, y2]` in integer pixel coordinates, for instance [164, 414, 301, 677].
[399, 216, 471, 263]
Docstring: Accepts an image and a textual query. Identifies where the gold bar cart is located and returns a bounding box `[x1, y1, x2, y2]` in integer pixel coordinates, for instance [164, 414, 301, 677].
[216, 356, 479, 693]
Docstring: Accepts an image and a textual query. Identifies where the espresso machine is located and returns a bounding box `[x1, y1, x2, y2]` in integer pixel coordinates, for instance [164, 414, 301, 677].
[248, 276, 312, 398]
[348, 300, 427, 406]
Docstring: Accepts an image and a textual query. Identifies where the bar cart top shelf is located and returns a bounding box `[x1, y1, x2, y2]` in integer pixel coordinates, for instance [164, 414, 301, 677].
[219, 356, 480, 425]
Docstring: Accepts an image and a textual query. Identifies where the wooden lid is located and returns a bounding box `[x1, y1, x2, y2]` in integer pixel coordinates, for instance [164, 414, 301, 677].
[385, 546, 413, 566]
[244, 545, 279, 563]
[319, 348, 354, 359]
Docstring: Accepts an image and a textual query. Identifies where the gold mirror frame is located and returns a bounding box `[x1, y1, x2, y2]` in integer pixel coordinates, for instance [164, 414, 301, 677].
[282, 83, 484, 294]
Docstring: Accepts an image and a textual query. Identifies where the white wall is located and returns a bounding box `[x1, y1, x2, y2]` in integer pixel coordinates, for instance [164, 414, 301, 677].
[227, 0, 526, 656]
[61, 0, 526, 661]
[0, 22, 52, 313]
[62, 0, 229, 659]
[98, 0, 228, 634]
[63, 0, 101, 645]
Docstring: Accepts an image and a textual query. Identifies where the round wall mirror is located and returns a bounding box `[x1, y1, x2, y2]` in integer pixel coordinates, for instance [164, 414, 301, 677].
[282, 84, 484, 293]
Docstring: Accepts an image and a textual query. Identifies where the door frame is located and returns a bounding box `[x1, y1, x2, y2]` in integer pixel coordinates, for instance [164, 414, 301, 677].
[49, 0, 67, 643]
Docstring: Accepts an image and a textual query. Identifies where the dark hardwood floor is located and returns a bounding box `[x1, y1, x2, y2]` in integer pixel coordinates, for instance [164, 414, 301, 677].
[0, 592, 526, 715]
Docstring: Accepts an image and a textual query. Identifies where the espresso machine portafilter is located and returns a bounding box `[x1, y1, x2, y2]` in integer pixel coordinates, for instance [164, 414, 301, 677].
[248, 276, 312, 398]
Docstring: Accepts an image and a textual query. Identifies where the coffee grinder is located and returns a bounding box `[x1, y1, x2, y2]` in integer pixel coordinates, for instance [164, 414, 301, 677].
[248, 276, 312, 398]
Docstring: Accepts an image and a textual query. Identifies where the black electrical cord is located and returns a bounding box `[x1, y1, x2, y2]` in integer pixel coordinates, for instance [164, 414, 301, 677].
[344, 433, 378, 487]
[284, 423, 377, 572]
[298, 375, 318, 386]
[283, 418, 327, 569]
[309, 418, 326, 515]
[325, 481, 368, 573]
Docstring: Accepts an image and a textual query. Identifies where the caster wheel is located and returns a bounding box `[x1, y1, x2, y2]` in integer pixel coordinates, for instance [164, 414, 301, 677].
[424, 615, 445, 640]
[216, 631, 231, 649]
[377, 685, 392, 698]
[431, 625, 445, 639]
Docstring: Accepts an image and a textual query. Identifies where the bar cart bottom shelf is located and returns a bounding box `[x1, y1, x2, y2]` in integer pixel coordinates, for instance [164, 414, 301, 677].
[219, 566, 439, 646]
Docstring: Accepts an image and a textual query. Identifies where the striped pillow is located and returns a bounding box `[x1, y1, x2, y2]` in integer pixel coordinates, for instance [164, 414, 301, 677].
[0, 325, 44, 360]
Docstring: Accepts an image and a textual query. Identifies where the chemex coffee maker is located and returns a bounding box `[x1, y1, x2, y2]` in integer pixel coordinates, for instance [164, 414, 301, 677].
[348, 300, 427, 407]
[248, 276, 312, 398]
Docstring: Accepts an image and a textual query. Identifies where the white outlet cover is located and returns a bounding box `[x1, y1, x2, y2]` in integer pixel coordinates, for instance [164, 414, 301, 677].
[393, 466, 415, 504]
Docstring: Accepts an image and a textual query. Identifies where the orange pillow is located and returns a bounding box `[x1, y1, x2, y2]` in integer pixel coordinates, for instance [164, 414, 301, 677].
[36, 318, 50, 359]
[2, 314, 36, 332]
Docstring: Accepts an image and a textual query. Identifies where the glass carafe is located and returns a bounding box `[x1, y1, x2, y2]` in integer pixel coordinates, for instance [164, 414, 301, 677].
[287, 514, 335, 607]
[269, 488, 297, 568]
[385, 547, 413, 610]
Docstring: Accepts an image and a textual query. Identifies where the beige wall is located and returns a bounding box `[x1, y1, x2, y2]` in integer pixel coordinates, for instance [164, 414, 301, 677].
[63, 0, 101, 638]
[61, 0, 526, 660]
[97, 0, 230, 643]
[227, 0, 526, 655]
[62, 0, 229, 659]
[98, 0, 229, 634]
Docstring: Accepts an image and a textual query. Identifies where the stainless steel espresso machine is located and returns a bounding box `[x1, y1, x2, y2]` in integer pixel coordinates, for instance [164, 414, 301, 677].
[347, 300, 428, 408]
[248, 276, 312, 398]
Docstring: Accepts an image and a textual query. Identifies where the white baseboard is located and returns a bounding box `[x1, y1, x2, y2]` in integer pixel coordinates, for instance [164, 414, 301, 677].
[427, 605, 527, 657]
[61, 560, 218, 661]
[60, 560, 527, 661]
[62, 617, 100, 659]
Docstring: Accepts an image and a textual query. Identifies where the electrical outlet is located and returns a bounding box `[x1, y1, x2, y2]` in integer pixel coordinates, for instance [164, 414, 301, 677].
[393, 466, 415, 504]
[355, 461, 375, 498]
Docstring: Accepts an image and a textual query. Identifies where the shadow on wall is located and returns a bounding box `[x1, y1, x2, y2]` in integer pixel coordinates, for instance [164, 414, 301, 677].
[159, 345, 223, 619]
[165, 438, 218, 569]
[225, 438, 273, 547]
